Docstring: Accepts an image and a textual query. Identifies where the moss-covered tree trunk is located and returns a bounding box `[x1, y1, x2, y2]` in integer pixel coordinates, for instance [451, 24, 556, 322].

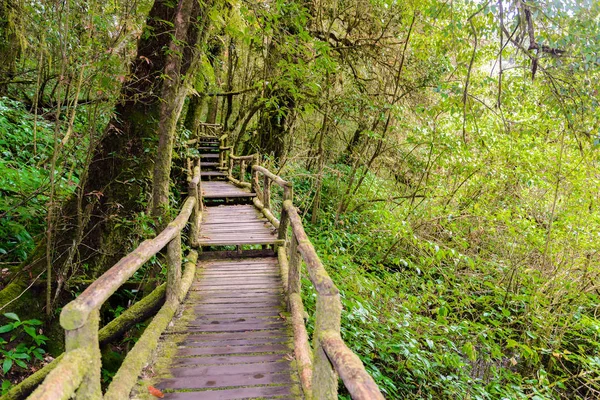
[0, 0, 23, 95]
[0, 0, 211, 316]
[151, 0, 199, 221]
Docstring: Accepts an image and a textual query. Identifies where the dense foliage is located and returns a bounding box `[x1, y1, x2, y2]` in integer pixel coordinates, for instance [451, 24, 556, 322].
[1, 0, 599, 397]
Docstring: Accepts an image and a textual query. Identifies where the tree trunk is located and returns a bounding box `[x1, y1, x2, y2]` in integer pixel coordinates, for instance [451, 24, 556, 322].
[0, 0, 23, 95]
[184, 95, 206, 136]
[151, 0, 199, 221]
[0, 0, 211, 315]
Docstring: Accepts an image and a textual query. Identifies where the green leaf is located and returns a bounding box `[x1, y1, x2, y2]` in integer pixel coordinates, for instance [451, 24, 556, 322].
[14, 359, 27, 369]
[0, 325, 13, 334]
[2, 358, 12, 374]
[462, 342, 477, 362]
[23, 326, 36, 338]
[3, 313, 19, 322]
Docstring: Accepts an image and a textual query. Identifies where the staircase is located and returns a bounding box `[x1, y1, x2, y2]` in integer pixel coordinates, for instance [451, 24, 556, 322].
[24, 127, 384, 400]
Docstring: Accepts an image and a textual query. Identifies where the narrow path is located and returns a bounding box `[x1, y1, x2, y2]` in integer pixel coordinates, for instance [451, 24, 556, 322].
[198, 205, 278, 246]
[146, 258, 302, 399]
[138, 136, 302, 399]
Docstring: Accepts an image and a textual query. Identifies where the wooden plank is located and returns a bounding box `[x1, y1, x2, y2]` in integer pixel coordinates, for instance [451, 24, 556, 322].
[194, 282, 280, 289]
[180, 337, 290, 347]
[185, 317, 284, 327]
[167, 361, 292, 377]
[190, 311, 282, 320]
[170, 330, 289, 341]
[166, 354, 289, 366]
[190, 297, 282, 306]
[177, 343, 289, 356]
[198, 240, 278, 246]
[199, 270, 280, 276]
[201, 171, 227, 177]
[180, 324, 286, 333]
[157, 372, 293, 390]
[160, 385, 294, 399]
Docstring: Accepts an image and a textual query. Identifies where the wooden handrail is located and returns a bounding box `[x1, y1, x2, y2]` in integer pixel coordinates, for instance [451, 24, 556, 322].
[60, 197, 195, 330]
[252, 165, 291, 188]
[245, 164, 384, 399]
[321, 330, 385, 400]
[27, 348, 90, 400]
[32, 166, 203, 399]
[229, 154, 256, 161]
[284, 200, 338, 296]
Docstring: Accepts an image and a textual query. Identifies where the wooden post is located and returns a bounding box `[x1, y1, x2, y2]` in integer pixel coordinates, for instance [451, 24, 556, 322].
[197, 159, 203, 212]
[288, 234, 301, 300]
[312, 294, 342, 399]
[240, 159, 246, 183]
[65, 309, 102, 399]
[166, 233, 182, 303]
[251, 157, 261, 199]
[277, 185, 293, 244]
[228, 157, 234, 179]
[188, 180, 199, 247]
[263, 175, 271, 210]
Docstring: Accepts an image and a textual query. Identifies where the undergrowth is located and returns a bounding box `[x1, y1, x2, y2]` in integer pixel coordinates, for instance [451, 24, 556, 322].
[290, 163, 600, 400]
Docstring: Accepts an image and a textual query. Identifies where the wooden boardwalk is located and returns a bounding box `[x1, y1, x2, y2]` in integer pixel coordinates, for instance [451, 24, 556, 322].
[136, 140, 302, 399]
[24, 130, 382, 400]
[202, 181, 256, 199]
[198, 205, 278, 246]
[146, 258, 302, 399]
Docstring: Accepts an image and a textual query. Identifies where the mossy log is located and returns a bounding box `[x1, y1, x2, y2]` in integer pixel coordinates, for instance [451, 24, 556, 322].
[179, 250, 198, 301]
[277, 247, 289, 291]
[312, 294, 342, 399]
[103, 251, 197, 399]
[253, 197, 280, 228]
[320, 330, 385, 400]
[2, 355, 64, 400]
[98, 283, 167, 345]
[252, 165, 291, 188]
[3, 283, 167, 400]
[227, 175, 252, 189]
[104, 301, 178, 400]
[60, 196, 195, 331]
[289, 293, 313, 398]
[26, 348, 90, 400]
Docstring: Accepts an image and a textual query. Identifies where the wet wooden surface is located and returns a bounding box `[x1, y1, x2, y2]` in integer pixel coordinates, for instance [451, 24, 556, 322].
[147, 258, 301, 399]
[201, 181, 256, 199]
[200, 171, 226, 178]
[198, 205, 277, 246]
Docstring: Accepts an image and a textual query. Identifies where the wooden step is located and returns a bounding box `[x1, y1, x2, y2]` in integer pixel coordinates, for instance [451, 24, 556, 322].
[198, 205, 277, 246]
[200, 171, 226, 177]
[148, 257, 302, 399]
[196, 146, 219, 151]
[202, 181, 256, 199]
[199, 153, 219, 159]
[201, 162, 219, 167]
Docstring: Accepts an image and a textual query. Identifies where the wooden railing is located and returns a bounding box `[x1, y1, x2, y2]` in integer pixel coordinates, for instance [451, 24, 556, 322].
[194, 122, 221, 138]
[27, 167, 203, 400]
[23, 135, 383, 399]
[224, 152, 384, 399]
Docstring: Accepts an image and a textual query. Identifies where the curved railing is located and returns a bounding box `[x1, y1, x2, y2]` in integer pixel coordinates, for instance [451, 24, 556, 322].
[26, 167, 203, 400]
[20, 130, 384, 400]
[224, 141, 384, 399]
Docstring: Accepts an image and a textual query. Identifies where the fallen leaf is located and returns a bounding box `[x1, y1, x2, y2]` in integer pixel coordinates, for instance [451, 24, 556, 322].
[284, 353, 294, 361]
[148, 385, 164, 398]
[279, 312, 287, 320]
